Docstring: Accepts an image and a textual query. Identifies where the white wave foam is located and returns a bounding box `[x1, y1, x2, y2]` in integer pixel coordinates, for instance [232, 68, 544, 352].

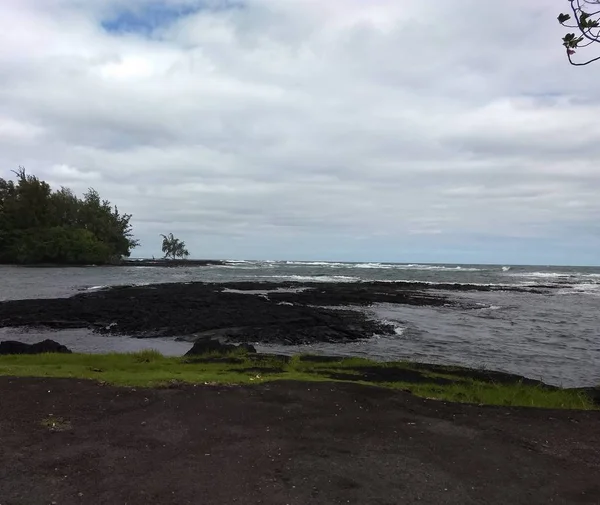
[268, 275, 360, 283]
[285, 261, 349, 267]
[401, 264, 482, 272]
[515, 272, 571, 279]
[502, 266, 511, 272]
[85, 285, 107, 291]
[558, 283, 600, 296]
[375, 279, 516, 290]
[378, 319, 406, 336]
[354, 263, 392, 269]
[482, 305, 503, 311]
[222, 260, 486, 272]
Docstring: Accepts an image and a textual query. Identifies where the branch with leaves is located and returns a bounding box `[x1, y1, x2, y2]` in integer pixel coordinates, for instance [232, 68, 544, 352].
[558, 0, 600, 65]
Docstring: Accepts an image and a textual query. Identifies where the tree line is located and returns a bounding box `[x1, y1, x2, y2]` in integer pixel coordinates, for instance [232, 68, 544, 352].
[0, 168, 139, 264]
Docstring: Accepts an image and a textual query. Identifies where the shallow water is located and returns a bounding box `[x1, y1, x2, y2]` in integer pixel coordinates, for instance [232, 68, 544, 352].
[0, 327, 194, 356]
[1, 261, 599, 387]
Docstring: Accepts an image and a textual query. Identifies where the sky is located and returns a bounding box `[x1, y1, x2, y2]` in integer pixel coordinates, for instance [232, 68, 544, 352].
[1, 0, 599, 265]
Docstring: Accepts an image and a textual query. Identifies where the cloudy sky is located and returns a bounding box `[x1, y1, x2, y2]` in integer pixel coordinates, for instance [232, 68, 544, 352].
[1, 0, 599, 265]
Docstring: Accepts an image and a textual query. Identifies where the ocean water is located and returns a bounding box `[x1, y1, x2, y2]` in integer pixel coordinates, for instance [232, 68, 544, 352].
[0, 261, 599, 387]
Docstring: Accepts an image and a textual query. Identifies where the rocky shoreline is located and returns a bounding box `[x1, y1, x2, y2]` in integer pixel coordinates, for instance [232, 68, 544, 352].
[1, 338, 598, 405]
[120, 259, 227, 267]
[0, 280, 518, 345]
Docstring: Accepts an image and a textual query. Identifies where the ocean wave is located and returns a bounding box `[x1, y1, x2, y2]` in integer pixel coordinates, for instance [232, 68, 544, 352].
[84, 285, 108, 291]
[222, 260, 487, 272]
[375, 279, 516, 290]
[513, 272, 572, 279]
[502, 266, 511, 272]
[476, 304, 503, 311]
[218, 264, 264, 270]
[573, 283, 600, 295]
[284, 261, 349, 267]
[375, 317, 406, 336]
[401, 264, 483, 272]
[267, 274, 361, 283]
[394, 326, 406, 336]
[558, 283, 600, 296]
[352, 263, 483, 272]
[354, 263, 393, 269]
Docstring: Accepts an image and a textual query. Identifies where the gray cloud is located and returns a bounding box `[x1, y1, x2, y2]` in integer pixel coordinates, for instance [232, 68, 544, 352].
[1, 0, 599, 264]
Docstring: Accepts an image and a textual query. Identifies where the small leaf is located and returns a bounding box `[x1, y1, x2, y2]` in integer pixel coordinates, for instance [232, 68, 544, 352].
[558, 13, 571, 24]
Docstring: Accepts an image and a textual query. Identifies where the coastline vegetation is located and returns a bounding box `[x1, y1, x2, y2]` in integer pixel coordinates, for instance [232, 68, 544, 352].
[160, 232, 190, 259]
[0, 168, 138, 264]
[0, 350, 594, 410]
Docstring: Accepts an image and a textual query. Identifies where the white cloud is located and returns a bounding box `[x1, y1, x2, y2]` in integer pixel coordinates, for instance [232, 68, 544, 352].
[1, 0, 599, 264]
[0, 117, 43, 141]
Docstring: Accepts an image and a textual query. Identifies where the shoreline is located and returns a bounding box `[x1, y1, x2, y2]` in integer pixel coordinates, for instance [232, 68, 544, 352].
[1, 280, 596, 389]
[0, 258, 228, 268]
[0, 281, 452, 343]
[0, 280, 540, 341]
[120, 258, 227, 267]
[0, 347, 597, 409]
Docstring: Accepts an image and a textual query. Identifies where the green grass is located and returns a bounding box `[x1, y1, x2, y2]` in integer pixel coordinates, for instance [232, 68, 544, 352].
[0, 351, 595, 410]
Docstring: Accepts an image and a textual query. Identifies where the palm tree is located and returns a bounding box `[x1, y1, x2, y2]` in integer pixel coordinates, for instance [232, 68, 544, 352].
[160, 233, 190, 259]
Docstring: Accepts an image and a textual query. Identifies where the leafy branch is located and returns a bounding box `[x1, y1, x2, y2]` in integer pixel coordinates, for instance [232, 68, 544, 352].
[558, 0, 600, 65]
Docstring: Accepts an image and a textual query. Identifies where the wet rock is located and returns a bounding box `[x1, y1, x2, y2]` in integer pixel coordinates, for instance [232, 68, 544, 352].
[185, 338, 256, 357]
[0, 339, 72, 355]
[0, 282, 397, 344]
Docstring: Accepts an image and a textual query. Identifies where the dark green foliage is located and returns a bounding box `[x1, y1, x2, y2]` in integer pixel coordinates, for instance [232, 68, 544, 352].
[558, 1, 600, 66]
[160, 233, 190, 259]
[0, 168, 139, 265]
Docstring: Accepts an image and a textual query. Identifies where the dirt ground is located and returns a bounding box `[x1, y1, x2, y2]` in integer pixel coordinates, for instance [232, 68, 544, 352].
[0, 378, 598, 505]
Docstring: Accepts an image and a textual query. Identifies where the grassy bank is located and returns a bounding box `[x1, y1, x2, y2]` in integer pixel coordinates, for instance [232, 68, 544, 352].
[0, 350, 595, 410]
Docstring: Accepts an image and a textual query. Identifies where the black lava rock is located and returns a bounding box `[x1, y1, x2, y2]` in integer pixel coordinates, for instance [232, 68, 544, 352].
[0, 339, 72, 355]
[185, 338, 257, 357]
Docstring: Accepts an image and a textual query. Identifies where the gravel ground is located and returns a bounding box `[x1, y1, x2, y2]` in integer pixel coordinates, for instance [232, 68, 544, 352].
[0, 377, 598, 505]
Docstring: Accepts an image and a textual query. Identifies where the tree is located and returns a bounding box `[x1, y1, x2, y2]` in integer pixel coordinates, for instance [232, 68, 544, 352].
[558, 1, 600, 65]
[0, 168, 139, 264]
[160, 233, 190, 259]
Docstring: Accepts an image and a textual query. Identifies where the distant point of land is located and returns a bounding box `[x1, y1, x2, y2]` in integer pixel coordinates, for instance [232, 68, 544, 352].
[121, 259, 226, 267]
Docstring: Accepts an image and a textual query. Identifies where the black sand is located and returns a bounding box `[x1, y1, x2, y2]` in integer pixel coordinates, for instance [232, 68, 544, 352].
[0, 377, 598, 505]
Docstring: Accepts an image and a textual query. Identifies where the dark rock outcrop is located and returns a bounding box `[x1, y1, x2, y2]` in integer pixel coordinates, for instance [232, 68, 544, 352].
[0, 339, 72, 355]
[0, 282, 399, 344]
[185, 338, 256, 357]
[2, 280, 526, 346]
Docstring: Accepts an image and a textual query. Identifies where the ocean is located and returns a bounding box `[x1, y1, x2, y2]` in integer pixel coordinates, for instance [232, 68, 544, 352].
[0, 261, 599, 387]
